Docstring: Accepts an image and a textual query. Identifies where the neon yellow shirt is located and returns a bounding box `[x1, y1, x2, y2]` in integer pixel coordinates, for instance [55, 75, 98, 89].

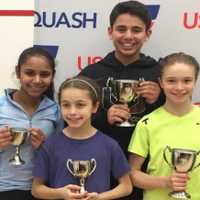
[128, 106, 200, 200]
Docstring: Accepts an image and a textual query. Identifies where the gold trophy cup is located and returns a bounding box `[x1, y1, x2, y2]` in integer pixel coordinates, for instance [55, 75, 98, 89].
[163, 146, 200, 199]
[9, 128, 28, 166]
[66, 159, 96, 193]
[102, 78, 145, 127]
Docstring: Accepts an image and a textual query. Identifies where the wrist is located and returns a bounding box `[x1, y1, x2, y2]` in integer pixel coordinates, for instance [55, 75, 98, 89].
[160, 176, 171, 188]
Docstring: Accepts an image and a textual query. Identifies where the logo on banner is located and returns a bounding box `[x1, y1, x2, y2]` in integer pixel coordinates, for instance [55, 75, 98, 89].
[34, 45, 59, 58]
[183, 12, 200, 29]
[34, 11, 97, 28]
[146, 5, 160, 27]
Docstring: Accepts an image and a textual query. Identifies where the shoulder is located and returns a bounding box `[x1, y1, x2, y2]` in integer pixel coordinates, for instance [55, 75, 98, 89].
[191, 105, 200, 116]
[0, 89, 13, 107]
[40, 97, 60, 113]
[80, 61, 104, 74]
[96, 131, 121, 148]
[44, 131, 63, 146]
[0, 93, 7, 105]
[137, 106, 163, 126]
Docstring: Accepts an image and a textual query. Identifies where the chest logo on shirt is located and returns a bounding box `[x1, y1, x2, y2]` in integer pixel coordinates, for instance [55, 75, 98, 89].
[142, 117, 149, 125]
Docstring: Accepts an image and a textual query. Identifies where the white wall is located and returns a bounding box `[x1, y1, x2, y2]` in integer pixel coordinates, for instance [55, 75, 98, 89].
[0, 1, 34, 94]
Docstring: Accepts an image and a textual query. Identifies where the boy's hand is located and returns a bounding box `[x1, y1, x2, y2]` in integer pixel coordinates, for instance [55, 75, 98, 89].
[107, 104, 130, 125]
[137, 81, 161, 104]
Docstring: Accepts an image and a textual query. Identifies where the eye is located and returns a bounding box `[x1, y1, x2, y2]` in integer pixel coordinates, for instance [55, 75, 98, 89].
[76, 103, 86, 108]
[131, 27, 143, 33]
[166, 79, 176, 83]
[61, 103, 70, 108]
[184, 79, 193, 83]
[116, 26, 127, 33]
[40, 71, 52, 78]
[24, 70, 35, 76]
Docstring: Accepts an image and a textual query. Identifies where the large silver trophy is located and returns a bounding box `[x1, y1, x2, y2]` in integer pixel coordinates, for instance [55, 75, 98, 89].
[163, 146, 200, 199]
[9, 128, 28, 166]
[102, 78, 145, 127]
[66, 159, 96, 193]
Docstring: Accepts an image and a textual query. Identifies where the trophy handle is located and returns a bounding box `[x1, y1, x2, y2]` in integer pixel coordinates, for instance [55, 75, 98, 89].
[193, 150, 200, 170]
[163, 146, 173, 167]
[88, 158, 96, 176]
[66, 159, 74, 175]
[102, 77, 117, 109]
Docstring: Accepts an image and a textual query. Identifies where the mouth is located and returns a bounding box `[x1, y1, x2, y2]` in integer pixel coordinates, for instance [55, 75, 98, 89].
[172, 93, 187, 98]
[67, 117, 81, 122]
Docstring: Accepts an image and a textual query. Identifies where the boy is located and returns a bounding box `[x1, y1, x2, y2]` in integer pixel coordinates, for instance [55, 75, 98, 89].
[79, 1, 164, 199]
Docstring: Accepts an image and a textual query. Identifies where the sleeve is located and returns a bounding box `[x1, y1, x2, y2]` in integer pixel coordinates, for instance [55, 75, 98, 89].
[128, 117, 149, 158]
[111, 141, 131, 179]
[33, 142, 50, 182]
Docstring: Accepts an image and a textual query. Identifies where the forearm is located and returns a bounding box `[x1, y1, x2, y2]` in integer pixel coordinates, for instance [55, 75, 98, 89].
[98, 182, 132, 200]
[131, 170, 169, 190]
[32, 184, 62, 199]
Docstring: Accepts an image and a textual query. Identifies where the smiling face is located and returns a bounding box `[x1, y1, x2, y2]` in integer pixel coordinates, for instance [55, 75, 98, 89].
[16, 55, 53, 99]
[60, 88, 99, 129]
[108, 13, 151, 64]
[160, 62, 196, 106]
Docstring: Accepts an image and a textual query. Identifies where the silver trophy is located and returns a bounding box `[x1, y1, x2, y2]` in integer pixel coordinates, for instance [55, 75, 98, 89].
[102, 78, 145, 127]
[163, 146, 200, 199]
[66, 159, 96, 193]
[9, 128, 28, 166]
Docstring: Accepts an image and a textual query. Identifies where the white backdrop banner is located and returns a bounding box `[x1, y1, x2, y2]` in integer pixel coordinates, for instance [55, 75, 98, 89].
[34, 0, 200, 102]
[0, 0, 34, 93]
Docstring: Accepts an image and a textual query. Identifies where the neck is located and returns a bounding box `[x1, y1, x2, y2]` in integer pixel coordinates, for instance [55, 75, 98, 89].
[13, 90, 41, 114]
[114, 51, 140, 65]
[164, 100, 193, 116]
[64, 124, 97, 139]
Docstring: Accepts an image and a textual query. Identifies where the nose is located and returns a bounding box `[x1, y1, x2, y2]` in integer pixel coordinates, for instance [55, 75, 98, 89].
[69, 106, 77, 115]
[124, 30, 132, 39]
[33, 75, 42, 83]
[176, 82, 184, 90]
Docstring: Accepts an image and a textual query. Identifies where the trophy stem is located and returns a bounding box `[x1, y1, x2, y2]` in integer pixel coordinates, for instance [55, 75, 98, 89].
[9, 146, 25, 166]
[80, 178, 85, 194]
[169, 191, 191, 199]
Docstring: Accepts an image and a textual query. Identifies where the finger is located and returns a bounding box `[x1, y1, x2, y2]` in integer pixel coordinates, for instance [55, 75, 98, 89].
[67, 184, 81, 190]
[111, 104, 129, 111]
[110, 110, 130, 120]
[139, 81, 159, 86]
[0, 131, 11, 138]
[31, 130, 45, 142]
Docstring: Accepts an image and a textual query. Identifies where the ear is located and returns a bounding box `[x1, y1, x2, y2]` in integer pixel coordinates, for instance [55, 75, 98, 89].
[108, 27, 113, 40]
[92, 102, 100, 114]
[145, 29, 152, 42]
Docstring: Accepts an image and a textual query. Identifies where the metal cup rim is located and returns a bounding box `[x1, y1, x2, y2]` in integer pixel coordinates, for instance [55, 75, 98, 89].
[10, 127, 28, 133]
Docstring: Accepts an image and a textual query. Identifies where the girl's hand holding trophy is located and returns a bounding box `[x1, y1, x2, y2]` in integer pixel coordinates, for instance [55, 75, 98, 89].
[30, 128, 46, 149]
[0, 126, 12, 150]
[0, 126, 46, 166]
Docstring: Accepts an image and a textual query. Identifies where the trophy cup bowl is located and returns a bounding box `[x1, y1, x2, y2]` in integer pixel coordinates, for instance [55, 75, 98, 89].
[9, 127, 28, 166]
[103, 78, 145, 127]
[163, 146, 200, 199]
[66, 159, 96, 193]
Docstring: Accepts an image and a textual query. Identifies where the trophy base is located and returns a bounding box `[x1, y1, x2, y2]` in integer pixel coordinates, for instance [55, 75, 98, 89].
[116, 121, 135, 127]
[9, 156, 25, 166]
[169, 191, 191, 199]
